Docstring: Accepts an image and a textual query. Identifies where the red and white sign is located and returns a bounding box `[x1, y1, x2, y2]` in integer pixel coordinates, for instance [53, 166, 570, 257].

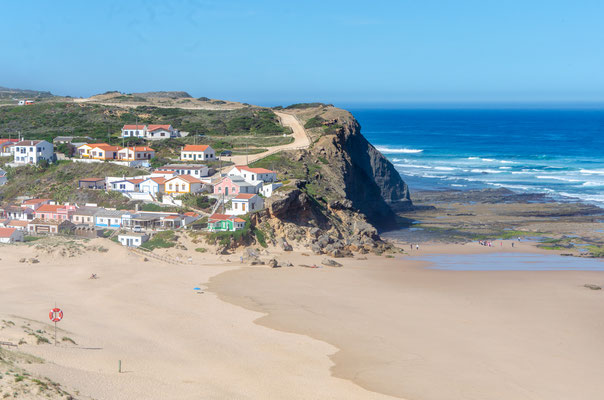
[49, 308, 63, 322]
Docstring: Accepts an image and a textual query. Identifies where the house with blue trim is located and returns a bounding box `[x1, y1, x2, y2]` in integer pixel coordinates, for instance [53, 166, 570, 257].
[95, 210, 127, 229]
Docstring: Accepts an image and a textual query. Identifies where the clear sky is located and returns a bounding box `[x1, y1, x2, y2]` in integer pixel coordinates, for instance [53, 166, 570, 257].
[1, 0, 603, 106]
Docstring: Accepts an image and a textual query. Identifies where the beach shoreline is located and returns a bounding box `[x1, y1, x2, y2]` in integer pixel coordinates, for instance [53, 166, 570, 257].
[207, 242, 604, 400]
[2, 235, 604, 399]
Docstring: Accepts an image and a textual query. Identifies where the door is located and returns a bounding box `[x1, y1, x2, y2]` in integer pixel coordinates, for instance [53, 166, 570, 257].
[225, 187, 229, 195]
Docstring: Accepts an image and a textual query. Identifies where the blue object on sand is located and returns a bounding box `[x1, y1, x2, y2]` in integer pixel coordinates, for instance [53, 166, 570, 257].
[193, 287, 201, 290]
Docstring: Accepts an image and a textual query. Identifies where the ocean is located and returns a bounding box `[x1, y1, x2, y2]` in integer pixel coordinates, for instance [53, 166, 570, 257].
[350, 108, 604, 206]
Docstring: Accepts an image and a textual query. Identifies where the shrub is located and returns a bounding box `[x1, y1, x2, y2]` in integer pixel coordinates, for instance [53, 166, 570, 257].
[195, 247, 207, 253]
[304, 116, 324, 129]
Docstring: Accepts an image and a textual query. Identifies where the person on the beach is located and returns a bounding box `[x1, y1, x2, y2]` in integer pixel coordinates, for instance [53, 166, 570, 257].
[512, 242, 515, 248]
[416, 244, 419, 250]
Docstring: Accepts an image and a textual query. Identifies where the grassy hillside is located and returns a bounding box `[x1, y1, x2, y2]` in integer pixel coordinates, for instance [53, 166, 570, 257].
[0, 161, 148, 207]
[0, 102, 289, 142]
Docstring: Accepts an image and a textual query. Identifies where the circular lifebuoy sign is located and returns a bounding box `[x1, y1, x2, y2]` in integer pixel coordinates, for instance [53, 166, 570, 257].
[49, 308, 63, 322]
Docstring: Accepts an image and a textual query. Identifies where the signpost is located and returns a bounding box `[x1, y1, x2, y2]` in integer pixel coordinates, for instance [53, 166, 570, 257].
[49, 307, 63, 346]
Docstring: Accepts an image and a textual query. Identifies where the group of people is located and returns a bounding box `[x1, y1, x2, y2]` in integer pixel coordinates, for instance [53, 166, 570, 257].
[478, 240, 496, 247]
[409, 244, 420, 251]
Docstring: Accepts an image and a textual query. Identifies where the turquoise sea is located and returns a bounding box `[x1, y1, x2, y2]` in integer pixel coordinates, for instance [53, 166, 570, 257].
[351, 108, 604, 206]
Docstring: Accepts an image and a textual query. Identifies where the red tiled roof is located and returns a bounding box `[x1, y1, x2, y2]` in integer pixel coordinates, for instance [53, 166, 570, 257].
[0, 227, 17, 238]
[149, 177, 167, 184]
[128, 179, 144, 184]
[147, 124, 171, 131]
[36, 204, 64, 213]
[183, 145, 210, 152]
[122, 146, 155, 152]
[209, 213, 231, 221]
[169, 175, 201, 183]
[8, 220, 29, 227]
[184, 212, 198, 217]
[236, 165, 275, 174]
[22, 198, 50, 205]
[123, 125, 145, 130]
[78, 143, 108, 149]
[94, 145, 123, 152]
[235, 193, 256, 200]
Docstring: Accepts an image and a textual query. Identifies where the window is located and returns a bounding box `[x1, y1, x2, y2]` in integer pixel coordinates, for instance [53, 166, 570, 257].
[181, 184, 185, 191]
[242, 204, 246, 211]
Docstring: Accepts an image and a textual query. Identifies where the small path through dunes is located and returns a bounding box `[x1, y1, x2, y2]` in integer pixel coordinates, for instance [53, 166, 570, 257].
[221, 111, 311, 166]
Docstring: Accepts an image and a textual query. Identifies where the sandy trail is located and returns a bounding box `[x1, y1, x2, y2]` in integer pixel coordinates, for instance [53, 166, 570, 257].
[0, 239, 397, 400]
[222, 111, 310, 166]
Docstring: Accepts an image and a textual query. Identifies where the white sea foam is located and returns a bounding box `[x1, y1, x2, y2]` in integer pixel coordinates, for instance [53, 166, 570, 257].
[467, 157, 480, 160]
[499, 167, 512, 170]
[580, 169, 604, 175]
[582, 181, 604, 187]
[376, 146, 423, 154]
[394, 163, 432, 169]
[433, 166, 456, 171]
[536, 175, 581, 183]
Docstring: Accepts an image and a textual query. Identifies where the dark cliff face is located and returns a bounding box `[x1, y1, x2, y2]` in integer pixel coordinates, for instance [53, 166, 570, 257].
[311, 110, 412, 229]
[336, 117, 412, 226]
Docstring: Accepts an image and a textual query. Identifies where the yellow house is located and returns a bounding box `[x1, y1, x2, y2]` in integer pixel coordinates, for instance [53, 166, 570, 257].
[89, 145, 122, 160]
[164, 175, 203, 195]
[77, 143, 108, 158]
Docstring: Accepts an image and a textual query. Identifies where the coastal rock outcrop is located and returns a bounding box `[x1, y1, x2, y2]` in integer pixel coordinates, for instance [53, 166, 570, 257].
[248, 105, 411, 254]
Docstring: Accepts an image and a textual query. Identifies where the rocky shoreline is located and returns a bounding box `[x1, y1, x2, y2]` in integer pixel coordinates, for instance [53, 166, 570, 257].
[388, 187, 604, 256]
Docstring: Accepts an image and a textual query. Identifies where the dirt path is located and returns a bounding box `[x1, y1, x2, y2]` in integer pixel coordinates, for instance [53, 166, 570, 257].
[222, 111, 311, 166]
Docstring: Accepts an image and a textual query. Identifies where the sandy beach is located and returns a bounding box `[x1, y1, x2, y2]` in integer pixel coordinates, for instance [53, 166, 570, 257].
[2, 238, 604, 399]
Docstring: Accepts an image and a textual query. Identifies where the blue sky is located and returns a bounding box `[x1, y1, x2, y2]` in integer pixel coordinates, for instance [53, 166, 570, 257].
[1, 0, 603, 106]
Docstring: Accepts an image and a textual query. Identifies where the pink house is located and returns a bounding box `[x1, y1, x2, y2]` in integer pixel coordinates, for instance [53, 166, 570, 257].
[213, 176, 260, 196]
[34, 204, 77, 221]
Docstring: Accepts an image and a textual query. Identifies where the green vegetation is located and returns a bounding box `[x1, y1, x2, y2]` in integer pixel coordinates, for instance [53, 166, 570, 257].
[0, 161, 147, 205]
[61, 336, 77, 345]
[0, 102, 289, 142]
[285, 103, 332, 109]
[207, 217, 253, 247]
[181, 194, 216, 210]
[141, 230, 177, 250]
[23, 236, 40, 242]
[250, 153, 307, 180]
[304, 116, 325, 129]
[195, 247, 207, 253]
[254, 228, 267, 248]
[586, 245, 604, 258]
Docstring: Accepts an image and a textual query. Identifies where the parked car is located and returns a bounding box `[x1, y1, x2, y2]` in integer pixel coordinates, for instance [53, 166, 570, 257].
[220, 150, 232, 157]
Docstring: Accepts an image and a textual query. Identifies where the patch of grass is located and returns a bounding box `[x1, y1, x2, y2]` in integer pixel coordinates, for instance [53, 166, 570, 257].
[141, 230, 177, 251]
[304, 116, 325, 129]
[61, 336, 77, 345]
[254, 228, 267, 248]
[23, 236, 40, 242]
[586, 245, 604, 258]
[195, 247, 207, 253]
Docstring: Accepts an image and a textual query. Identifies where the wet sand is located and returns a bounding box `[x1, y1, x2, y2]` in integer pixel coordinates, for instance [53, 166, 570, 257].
[208, 243, 604, 400]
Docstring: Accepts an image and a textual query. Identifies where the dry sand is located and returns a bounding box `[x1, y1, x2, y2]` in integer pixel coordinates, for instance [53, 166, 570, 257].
[208, 242, 604, 400]
[0, 238, 396, 400]
[3, 238, 604, 399]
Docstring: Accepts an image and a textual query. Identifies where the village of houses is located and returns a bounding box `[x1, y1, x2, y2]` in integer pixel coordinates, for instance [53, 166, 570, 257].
[0, 123, 282, 247]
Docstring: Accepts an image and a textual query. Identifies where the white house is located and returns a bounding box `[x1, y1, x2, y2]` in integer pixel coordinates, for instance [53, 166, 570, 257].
[3, 206, 34, 221]
[156, 164, 209, 178]
[0, 227, 24, 243]
[180, 145, 215, 161]
[118, 232, 149, 247]
[146, 124, 178, 140]
[117, 146, 155, 161]
[120, 125, 146, 138]
[110, 179, 144, 192]
[227, 165, 277, 184]
[13, 140, 54, 165]
[260, 182, 283, 198]
[139, 177, 166, 194]
[120, 124, 179, 140]
[227, 193, 264, 216]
